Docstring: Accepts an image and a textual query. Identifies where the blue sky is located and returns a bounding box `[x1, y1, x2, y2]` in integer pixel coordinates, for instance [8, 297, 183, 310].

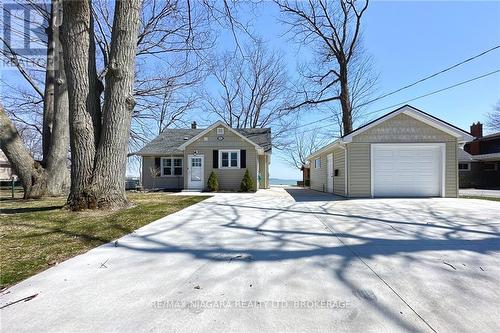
[2, 1, 499, 180]
[244, 1, 500, 180]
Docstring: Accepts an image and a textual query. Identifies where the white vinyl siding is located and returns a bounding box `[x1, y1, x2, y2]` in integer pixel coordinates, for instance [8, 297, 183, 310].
[184, 127, 259, 191]
[333, 147, 346, 196]
[309, 146, 346, 196]
[310, 155, 326, 192]
[347, 143, 371, 197]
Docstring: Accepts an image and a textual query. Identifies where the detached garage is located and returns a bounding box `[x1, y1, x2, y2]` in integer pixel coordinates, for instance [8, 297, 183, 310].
[307, 105, 474, 198]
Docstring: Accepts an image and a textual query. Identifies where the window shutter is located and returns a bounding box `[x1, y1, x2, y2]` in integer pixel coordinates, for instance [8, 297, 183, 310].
[213, 150, 219, 168]
[155, 157, 161, 169]
[240, 150, 246, 168]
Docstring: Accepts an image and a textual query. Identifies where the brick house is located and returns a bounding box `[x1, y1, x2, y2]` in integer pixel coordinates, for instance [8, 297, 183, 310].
[459, 122, 500, 189]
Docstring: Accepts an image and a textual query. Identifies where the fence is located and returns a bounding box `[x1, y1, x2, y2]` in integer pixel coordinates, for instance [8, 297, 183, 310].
[0, 179, 23, 199]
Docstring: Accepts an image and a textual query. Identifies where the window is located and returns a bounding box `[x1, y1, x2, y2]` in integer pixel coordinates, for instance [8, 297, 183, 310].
[173, 158, 183, 175]
[484, 163, 497, 171]
[161, 157, 183, 176]
[217, 127, 224, 135]
[314, 158, 321, 169]
[458, 163, 470, 171]
[219, 150, 239, 168]
[162, 158, 172, 175]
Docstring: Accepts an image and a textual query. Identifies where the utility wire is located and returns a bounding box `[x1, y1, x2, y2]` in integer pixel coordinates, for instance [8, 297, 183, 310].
[360, 69, 500, 119]
[198, 47, 500, 134]
[357, 44, 500, 108]
[287, 46, 500, 133]
[293, 68, 500, 135]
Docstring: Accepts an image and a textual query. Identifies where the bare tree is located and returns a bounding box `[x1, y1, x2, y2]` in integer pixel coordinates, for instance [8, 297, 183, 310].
[276, 0, 372, 135]
[61, 0, 142, 210]
[204, 41, 295, 145]
[1, 0, 70, 197]
[91, 0, 212, 148]
[15, 123, 43, 161]
[149, 166, 161, 190]
[486, 101, 500, 132]
[282, 128, 327, 170]
[1, 103, 46, 197]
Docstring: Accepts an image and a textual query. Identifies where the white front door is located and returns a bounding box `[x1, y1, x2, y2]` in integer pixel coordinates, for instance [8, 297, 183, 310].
[327, 153, 334, 193]
[188, 155, 204, 190]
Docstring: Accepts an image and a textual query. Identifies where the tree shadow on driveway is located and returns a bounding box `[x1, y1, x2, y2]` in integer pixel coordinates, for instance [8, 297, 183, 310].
[109, 194, 500, 331]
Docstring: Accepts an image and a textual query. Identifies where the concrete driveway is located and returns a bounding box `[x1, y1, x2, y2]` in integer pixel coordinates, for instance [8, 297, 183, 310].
[2, 188, 500, 332]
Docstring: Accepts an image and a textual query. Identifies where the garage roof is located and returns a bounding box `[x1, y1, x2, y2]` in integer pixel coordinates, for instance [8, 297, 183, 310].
[342, 105, 474, 143]
[307, 105, 474, 160]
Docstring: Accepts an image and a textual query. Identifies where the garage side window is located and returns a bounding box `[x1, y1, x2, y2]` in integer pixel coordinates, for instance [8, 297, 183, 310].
[483, 163, 497, 171]
[314, 158, 321, 169]
[458, 163, 470, 171]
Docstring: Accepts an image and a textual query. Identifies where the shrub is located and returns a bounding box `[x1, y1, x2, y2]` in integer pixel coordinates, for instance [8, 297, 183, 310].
[207, 171, 219, 192]
[240, 169, 255, 192]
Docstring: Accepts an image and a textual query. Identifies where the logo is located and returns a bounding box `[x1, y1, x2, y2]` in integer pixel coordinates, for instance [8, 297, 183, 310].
[2, 1, 50, 69]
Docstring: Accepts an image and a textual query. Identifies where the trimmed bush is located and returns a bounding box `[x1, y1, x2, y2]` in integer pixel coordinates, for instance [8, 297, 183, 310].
[207, 171, 219, 192]
[240, 169, 255, 192]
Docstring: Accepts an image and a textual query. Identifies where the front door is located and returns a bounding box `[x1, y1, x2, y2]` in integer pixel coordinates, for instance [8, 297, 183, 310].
[188, 155, 204, 190]
[327, 153, 334, 193]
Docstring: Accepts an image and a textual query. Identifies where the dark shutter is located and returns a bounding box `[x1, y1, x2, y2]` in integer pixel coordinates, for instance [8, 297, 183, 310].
[213, 150, 219, 168]
[155, 157, 161, 169]
[240, 149, 246, 168]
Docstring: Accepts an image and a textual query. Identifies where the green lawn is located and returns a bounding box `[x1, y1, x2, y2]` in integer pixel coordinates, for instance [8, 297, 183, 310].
[0, 193, 209, 289]
[460, 196, 500, 202]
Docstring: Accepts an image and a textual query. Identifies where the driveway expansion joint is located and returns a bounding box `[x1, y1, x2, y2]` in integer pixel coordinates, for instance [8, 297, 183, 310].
[309, 208, 439, 333]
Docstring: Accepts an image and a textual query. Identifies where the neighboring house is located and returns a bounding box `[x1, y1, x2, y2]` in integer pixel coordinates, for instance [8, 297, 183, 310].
[307, 105, 473, 198]
[0, 149, 16, 180]
[300, 164, 310, 187]
[458, 122, 500, 189]
[133, 121, 271, 191]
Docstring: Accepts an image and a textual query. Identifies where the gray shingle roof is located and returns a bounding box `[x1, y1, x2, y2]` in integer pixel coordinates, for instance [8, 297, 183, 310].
[134, 127, 272, 156]
[235, 128, 272, 153]
[457, 148, 476, 162]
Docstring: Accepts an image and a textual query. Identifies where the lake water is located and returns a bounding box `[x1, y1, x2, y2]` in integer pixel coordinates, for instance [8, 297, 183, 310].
[269, 178, 299, 186]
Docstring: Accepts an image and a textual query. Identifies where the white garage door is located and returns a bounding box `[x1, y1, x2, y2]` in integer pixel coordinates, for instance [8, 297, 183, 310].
[372, 144, 443, 197]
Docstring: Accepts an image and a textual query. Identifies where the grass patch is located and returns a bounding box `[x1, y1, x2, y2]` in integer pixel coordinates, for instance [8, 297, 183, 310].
[460, 195, 500, 202]
[0, 193, 209, 289]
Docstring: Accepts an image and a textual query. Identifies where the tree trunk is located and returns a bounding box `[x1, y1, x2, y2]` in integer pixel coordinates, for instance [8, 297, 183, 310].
[42, 9, 55, 162]
[61, 0, 102, 209]
[90, 0, 142, 209]
[339, 64, 353, 135]
[0, 104, 47, 198]
[45, 11, 70, 196]
[61, 0, 141, 210]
